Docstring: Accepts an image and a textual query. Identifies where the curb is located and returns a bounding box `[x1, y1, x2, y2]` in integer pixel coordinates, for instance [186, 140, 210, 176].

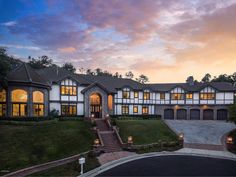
[80, 149, 236, 177]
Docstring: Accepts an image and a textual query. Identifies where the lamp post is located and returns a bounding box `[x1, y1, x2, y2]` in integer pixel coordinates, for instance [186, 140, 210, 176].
[94, 139, 100, 147]
[178, 132, 184, 141]
[227, 136, 233, 144]
[79, 157, 85, 175]
[128, 136, 133, 144]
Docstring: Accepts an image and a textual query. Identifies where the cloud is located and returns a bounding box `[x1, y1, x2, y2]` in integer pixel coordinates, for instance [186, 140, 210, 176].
[0, 44, 41, 50]
[58, 47, 76, 53]
[1, 21, 17, 27]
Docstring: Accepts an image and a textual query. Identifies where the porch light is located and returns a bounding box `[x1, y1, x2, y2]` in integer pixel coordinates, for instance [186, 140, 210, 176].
[128, 136, 133, 144]
[227, 136, 233, 144]
[91, 114, 95, 118]
[94, 139, 100, 146]
[105, 114, 109, 118]
[178, 133, 184, 141]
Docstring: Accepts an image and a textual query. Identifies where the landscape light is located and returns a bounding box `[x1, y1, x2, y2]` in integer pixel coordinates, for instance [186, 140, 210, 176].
[227, 136, 233, 144]
[179, 133, 184, 141]
[128, 136, 133, 144]
[94, 139, 100, 146]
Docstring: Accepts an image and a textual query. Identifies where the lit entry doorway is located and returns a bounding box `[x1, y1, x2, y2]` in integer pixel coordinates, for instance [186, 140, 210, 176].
[90, 93, 102, 118]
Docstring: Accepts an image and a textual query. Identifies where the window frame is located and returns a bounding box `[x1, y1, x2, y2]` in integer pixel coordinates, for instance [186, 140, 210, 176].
[160, 93, 165, 100]
[61, 105, 77, 116]
[171, 93, 184, 100]
[0, 103, 6, 117]
[12, 103, 27, 117]
[186, 93, 193, 100]
[200, 93, 215, 100]
[143, 91, 150, 100]
[142, 106, 149, 115]
[134, 91, 139, 98]
[133, 106, 138, 113]
[122, 105, 129, 115]
[61, 85, 77, 96]
[33, 103, 44, 117]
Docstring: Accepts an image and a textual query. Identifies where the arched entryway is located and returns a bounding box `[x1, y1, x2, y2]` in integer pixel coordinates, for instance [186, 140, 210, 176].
[90, 93, 102, 118]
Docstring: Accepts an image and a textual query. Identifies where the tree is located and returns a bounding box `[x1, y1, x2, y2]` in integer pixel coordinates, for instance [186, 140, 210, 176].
[78, 67, 85, 74]
[125, 71, 134, 79]
[136, 74, 149, 84]
[201, 73, 211, 83]
[211, 74, 232, 83]
[229, 103, 236, 124]
[0, 47, 12, 88]
[62, 62, 76, 73]
[28, 55, 53, 69]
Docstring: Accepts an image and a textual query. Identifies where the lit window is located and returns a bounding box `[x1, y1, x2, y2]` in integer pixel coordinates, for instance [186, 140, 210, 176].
[12, 89, 28, 102]
[122, 105, 129, 114]
[12, 104, 27, 117]
[143, 91, 150, 100]
[186, 93, 193, 99]
[90, 93, 101, 105]
[134, 91, 139, 98]
[200, 93, 215, 100]
[160, 93, 165, 100]
[108, 95, 113, 110]
[0, 89, 6, 102]
[0, 104, 6, 117]
[123, 91, 130, 99]
[61, 105, 77, 116]
[171, 93, 184, 100]
[133, 106, 138, 113]
[142, 106, 149, 114]
[33, 91, 44, 117]
[61, 86, 77, 96]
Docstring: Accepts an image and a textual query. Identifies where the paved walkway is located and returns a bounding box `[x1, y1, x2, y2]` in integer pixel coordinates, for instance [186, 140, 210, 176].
[165, 120, 236, 146]
[98, 151, 136, 165]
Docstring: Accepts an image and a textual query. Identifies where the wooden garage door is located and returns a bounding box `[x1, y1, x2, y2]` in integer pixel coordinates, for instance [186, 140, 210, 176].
[203, 109, 214, 120]
[177, 109, 187, 120]
[190, 109, 200, 120]
[164, 109, 174, 119]
[217, 109, 228, 120]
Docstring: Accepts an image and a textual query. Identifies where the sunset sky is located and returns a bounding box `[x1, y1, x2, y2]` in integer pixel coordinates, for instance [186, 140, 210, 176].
[0, 0, 236, 83]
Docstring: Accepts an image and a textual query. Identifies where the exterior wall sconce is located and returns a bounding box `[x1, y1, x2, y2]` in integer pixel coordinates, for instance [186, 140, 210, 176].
[94, 139, 100, 146]
[128, 136, 133, 144]
[91, 114, 95, 118]
[178, 132, 184, 141]
[105, 114, 109, 118]
[227, 136, 233, 144]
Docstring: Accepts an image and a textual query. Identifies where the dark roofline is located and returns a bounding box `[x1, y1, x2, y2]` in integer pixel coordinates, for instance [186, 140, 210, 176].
[81, 82, 114, 94]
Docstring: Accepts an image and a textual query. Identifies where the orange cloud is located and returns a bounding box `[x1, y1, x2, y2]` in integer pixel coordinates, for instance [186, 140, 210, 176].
[58, 47, 76, 53]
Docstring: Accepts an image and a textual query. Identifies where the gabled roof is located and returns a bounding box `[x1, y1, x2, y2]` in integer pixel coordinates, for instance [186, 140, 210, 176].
[81, 82, 112, 94]
[35, 66, 91, 85]
[6, 63, 50, 87]
[78, 75, 144, 92]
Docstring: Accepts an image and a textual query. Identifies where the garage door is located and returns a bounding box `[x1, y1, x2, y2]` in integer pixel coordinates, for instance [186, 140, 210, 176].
[217, 109, 228, 120]
[164, 109, 174, 119]
[177, 109, 187, 120]
[190, 109, 200, 120]
[203, 109, 214, 120]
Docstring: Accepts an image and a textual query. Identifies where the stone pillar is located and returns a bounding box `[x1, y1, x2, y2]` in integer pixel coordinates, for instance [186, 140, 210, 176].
[187, 107, 190, 120]
[174, 108, 177, 120]
[213, 108, 217, 120]
[28, 87, 33, 117]
[200, 109, 203, 120]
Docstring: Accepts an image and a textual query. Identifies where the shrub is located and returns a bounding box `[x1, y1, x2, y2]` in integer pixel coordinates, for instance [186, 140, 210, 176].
[49, 109, 59, 117]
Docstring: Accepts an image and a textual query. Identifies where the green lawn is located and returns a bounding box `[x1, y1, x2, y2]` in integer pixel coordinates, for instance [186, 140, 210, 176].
[116, 119, 178, 145]
[0, 120, 96, 175]
[29, 154, 100, 177]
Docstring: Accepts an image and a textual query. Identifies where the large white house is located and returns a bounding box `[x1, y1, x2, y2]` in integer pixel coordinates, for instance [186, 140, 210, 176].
[1, 63, 235, 120]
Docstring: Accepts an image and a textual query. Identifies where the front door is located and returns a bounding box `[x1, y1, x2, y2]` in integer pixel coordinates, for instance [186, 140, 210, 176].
[90, 93, 102, 118]
[90, 105, 101, 118]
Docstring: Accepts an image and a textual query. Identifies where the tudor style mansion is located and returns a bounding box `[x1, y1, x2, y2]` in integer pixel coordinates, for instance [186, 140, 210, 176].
[0, 63, 236, 120]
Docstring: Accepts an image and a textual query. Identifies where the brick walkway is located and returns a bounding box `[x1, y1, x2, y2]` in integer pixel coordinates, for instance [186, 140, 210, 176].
[98, 151, 136, 165]
[95, 119, 122, 153]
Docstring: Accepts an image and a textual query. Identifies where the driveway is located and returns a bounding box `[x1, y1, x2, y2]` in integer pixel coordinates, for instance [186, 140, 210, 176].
[97, 155, 236, 176]
[165, 120, 236, 145]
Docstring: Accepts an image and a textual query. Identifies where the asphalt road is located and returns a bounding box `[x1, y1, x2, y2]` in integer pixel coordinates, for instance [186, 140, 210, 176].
[97, 155, 236, 176]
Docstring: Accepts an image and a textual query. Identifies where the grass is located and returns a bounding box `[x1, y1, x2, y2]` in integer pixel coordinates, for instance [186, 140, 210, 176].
[0, 120, 96, 175]
[116, 119, 178, 145]
[28, 154, 100, 177]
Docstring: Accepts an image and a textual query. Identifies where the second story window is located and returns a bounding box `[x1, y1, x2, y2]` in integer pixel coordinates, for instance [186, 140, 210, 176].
[171, 93, 184, 100]
[61, 79, 77, 96]
[200, 93, 215, 100]
[143, 90, 150, 100]
[134, 91, 139, 98]
[160, 93, 165, 100]
[186, 93, 193, 99]
[122, 88, 130, 99]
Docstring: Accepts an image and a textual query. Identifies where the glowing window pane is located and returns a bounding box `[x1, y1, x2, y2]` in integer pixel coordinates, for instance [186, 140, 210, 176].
[33, 91, 44, 103]
[133, 106, 138, 113]
[0, 89, 6, 102]
[108, 95, 113, 110]
[12, 89, 28, 102]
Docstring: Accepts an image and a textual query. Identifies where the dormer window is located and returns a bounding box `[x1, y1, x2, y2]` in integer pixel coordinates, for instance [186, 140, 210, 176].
[143, 90, 150, 100]
[122, 88, 130, 99]
[61, 79, 77, 96]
